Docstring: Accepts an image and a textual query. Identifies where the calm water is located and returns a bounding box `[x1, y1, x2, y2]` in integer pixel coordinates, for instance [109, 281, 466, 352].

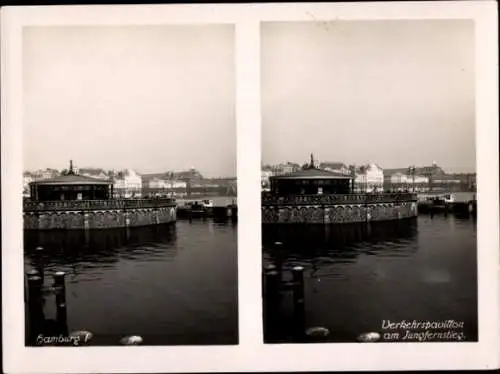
[262, 215, 477, 343]
[24, 221, 238, 346]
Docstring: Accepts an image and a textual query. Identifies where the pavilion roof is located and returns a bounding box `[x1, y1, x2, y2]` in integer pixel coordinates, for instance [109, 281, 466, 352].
[270, 167, 352, 180]
[30, 174, 111, 186]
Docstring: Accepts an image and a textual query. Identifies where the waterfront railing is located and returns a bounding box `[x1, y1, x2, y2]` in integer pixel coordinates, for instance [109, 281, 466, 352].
[24, 198, 176, 212]
[261, 193, 417, 206]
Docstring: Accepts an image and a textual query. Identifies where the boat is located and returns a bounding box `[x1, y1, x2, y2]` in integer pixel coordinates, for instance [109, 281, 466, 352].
[182, 199, 215, 218]
[428, 193, 454, 205]
[184, 199, 214, 208]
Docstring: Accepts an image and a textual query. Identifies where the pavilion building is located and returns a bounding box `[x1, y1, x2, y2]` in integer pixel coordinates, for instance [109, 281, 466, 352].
[268, 154, 353, 195]
[29, 161, 113, 201]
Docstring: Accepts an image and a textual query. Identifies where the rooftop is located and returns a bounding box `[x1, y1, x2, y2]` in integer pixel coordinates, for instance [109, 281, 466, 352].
[270, 167, 352, 180]
[30, 174, 111, 185]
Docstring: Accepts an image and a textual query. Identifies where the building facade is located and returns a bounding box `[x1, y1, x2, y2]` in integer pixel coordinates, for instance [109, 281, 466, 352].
[261, 170, 273, 190]
[112, 169, 143, 198]
[354, 163, 384, 193]
[388, 173, 430, 192]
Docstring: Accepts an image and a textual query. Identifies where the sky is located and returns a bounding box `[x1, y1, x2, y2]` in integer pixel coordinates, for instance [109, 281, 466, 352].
[23, 25, 235, 178]
[261, 20, 476, 173]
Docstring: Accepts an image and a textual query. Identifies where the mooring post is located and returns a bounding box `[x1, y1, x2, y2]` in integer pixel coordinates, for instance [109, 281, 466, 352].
[230, 205, 237, 223]
[25, 269, 39, 302]
[53, 271, 68, 335]
[27, 275, 44, 344]
[262, 264, 276, 295]
[292, 266, 306, 341]
[264, 269, 281, 340]
[35, 246, 45, 285]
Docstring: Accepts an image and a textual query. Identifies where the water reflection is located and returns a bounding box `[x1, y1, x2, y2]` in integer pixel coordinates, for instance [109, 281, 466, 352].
[262, 216, 477, 343]
[24, 224, 177, 272]
[263, 219, 419, 268]
[24, 221, 238, 346]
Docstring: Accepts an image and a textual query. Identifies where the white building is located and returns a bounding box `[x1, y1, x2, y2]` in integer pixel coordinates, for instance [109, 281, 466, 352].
[354, 162, 384, 193]
[166, 180, 187, 189]
[113, 169, 143, 197]
[390, 173, 429, 192]
[148, 177, 167, 190]
[147, 177, 186, 190]
[23, 173, 33, 197]
[261, 170, 273, 189]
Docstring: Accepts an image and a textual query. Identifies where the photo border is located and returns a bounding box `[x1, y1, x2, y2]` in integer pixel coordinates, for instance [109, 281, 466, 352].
[2, 2, 499, 372]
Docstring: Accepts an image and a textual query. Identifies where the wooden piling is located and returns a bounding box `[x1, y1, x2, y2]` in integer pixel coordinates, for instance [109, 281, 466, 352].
[263, 270, 281, 339]
[292, 266, 306, 341]
[53, 271, 68, 335]
[230, 205, 238, 223]
[27, 275, 44, 344]
[262, 264, 276, 295]
[264, 270, 280, 301]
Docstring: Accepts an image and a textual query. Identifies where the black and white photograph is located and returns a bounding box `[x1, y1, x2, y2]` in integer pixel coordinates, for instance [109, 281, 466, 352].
[261, 20, 479, 344]
[1, 2, 498, 374]
[21, 24, 238, 346]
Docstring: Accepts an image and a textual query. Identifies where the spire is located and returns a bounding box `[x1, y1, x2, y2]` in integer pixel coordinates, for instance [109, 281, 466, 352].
[68, 160, 75, 175]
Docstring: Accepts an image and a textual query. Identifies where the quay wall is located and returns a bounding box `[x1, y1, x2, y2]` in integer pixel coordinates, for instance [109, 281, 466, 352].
[262, 193, 417, 224]
[23, 199, 176, 230]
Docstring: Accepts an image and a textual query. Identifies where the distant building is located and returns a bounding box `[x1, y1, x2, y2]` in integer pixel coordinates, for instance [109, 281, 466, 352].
[112, 169, 143, 198]
[146, 177, 186, 189]
[23, 172, 34, 197]
[272, 162, 301, 176]
[261, 170, 273, 189]
[389, 173, 429, 192]
[431, 173, 476, 192]
[78, 168, 109, 180]
[172, 168, 204, 181]
[31, 168, 60, 181]
[384, 163, 440, 191]
[354, 162, 384, 193]
[384, 162, 446, 179]
[141, 171, 190, 197]
[319, 162, 351, 176]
